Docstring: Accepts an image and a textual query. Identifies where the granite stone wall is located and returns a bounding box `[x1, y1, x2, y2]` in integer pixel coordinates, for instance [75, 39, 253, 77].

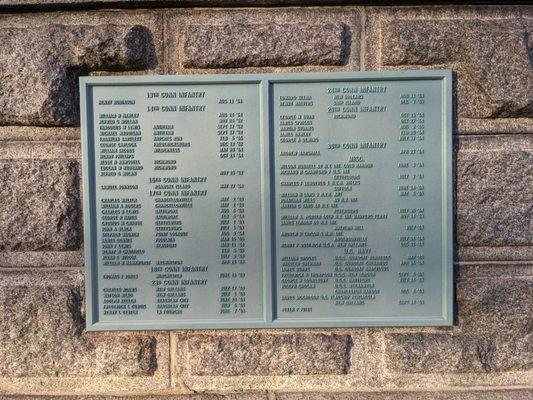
[0, 2, 532, 399]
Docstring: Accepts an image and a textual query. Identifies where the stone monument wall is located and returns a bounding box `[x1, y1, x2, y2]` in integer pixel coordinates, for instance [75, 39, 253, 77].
[0, 2, 531, 399]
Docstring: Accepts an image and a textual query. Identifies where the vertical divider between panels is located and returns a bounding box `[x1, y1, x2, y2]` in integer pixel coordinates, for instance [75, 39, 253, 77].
[261, 78, 274, 325]
[80, 79, 99, 328]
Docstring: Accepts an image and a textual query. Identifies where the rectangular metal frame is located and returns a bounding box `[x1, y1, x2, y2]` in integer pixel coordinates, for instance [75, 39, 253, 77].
[81, 70, 453, 331]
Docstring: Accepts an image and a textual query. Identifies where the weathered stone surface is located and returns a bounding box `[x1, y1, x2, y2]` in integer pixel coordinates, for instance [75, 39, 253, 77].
[0, 0, 363, 6]
[0, 140, 80, 160]
[455, 273, 533, 372]
[384, 267, 533, 374]
[382, 19, 533, 118]
[0, 126, 81, 141]
[174, 329, 366, 391]
[458, 118, 533, 135]
[385, 333, 482, 374]
[182, 23, 348, 68]
[457, 246, 533, 262]
[0, 250, 84, 268]
[456, 135, 533, 247]
[186, 333, 352, 375]
[0, 270, 161, 377]
[0, 395, 266, 400]
[0, 159, 81, 251]
[276, 389, 533, 400]
[0, 24, 156, 126]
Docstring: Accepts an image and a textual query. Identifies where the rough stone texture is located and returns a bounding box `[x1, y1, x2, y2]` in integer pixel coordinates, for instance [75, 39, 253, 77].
[173, 329, 366, 391]
[0, 269, 161, 377]
[456, 263, 533, 281]
[186, 333, 353, 375]
[454, 273, 533, 372]
[0, 394, 531, 400]
[457, 246, 533, 262]
[0, 126, 81, 141]
[0, 250, 84, 268]
[385, 334, 482, 374]
[379, 18, 533, 119]
[458, 118, 533, 135]
[276, 390, 533, 400]
[168, 9, 361, 74]
[384, 265, 533, 375]
[0, 140, 80, 160]
[182, 22, 348, 68]
[0, 24, 156, 126]
[0, 395, 267, 400]
[0, 159, 82, 251]
[455, 135, 533, 247]
[276, 389, 533, 400]
[2, 0, 517, 6]
[0, 0, 409, 6]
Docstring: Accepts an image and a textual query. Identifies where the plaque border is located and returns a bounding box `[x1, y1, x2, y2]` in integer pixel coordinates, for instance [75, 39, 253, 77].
[81, 70, 453, 331]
